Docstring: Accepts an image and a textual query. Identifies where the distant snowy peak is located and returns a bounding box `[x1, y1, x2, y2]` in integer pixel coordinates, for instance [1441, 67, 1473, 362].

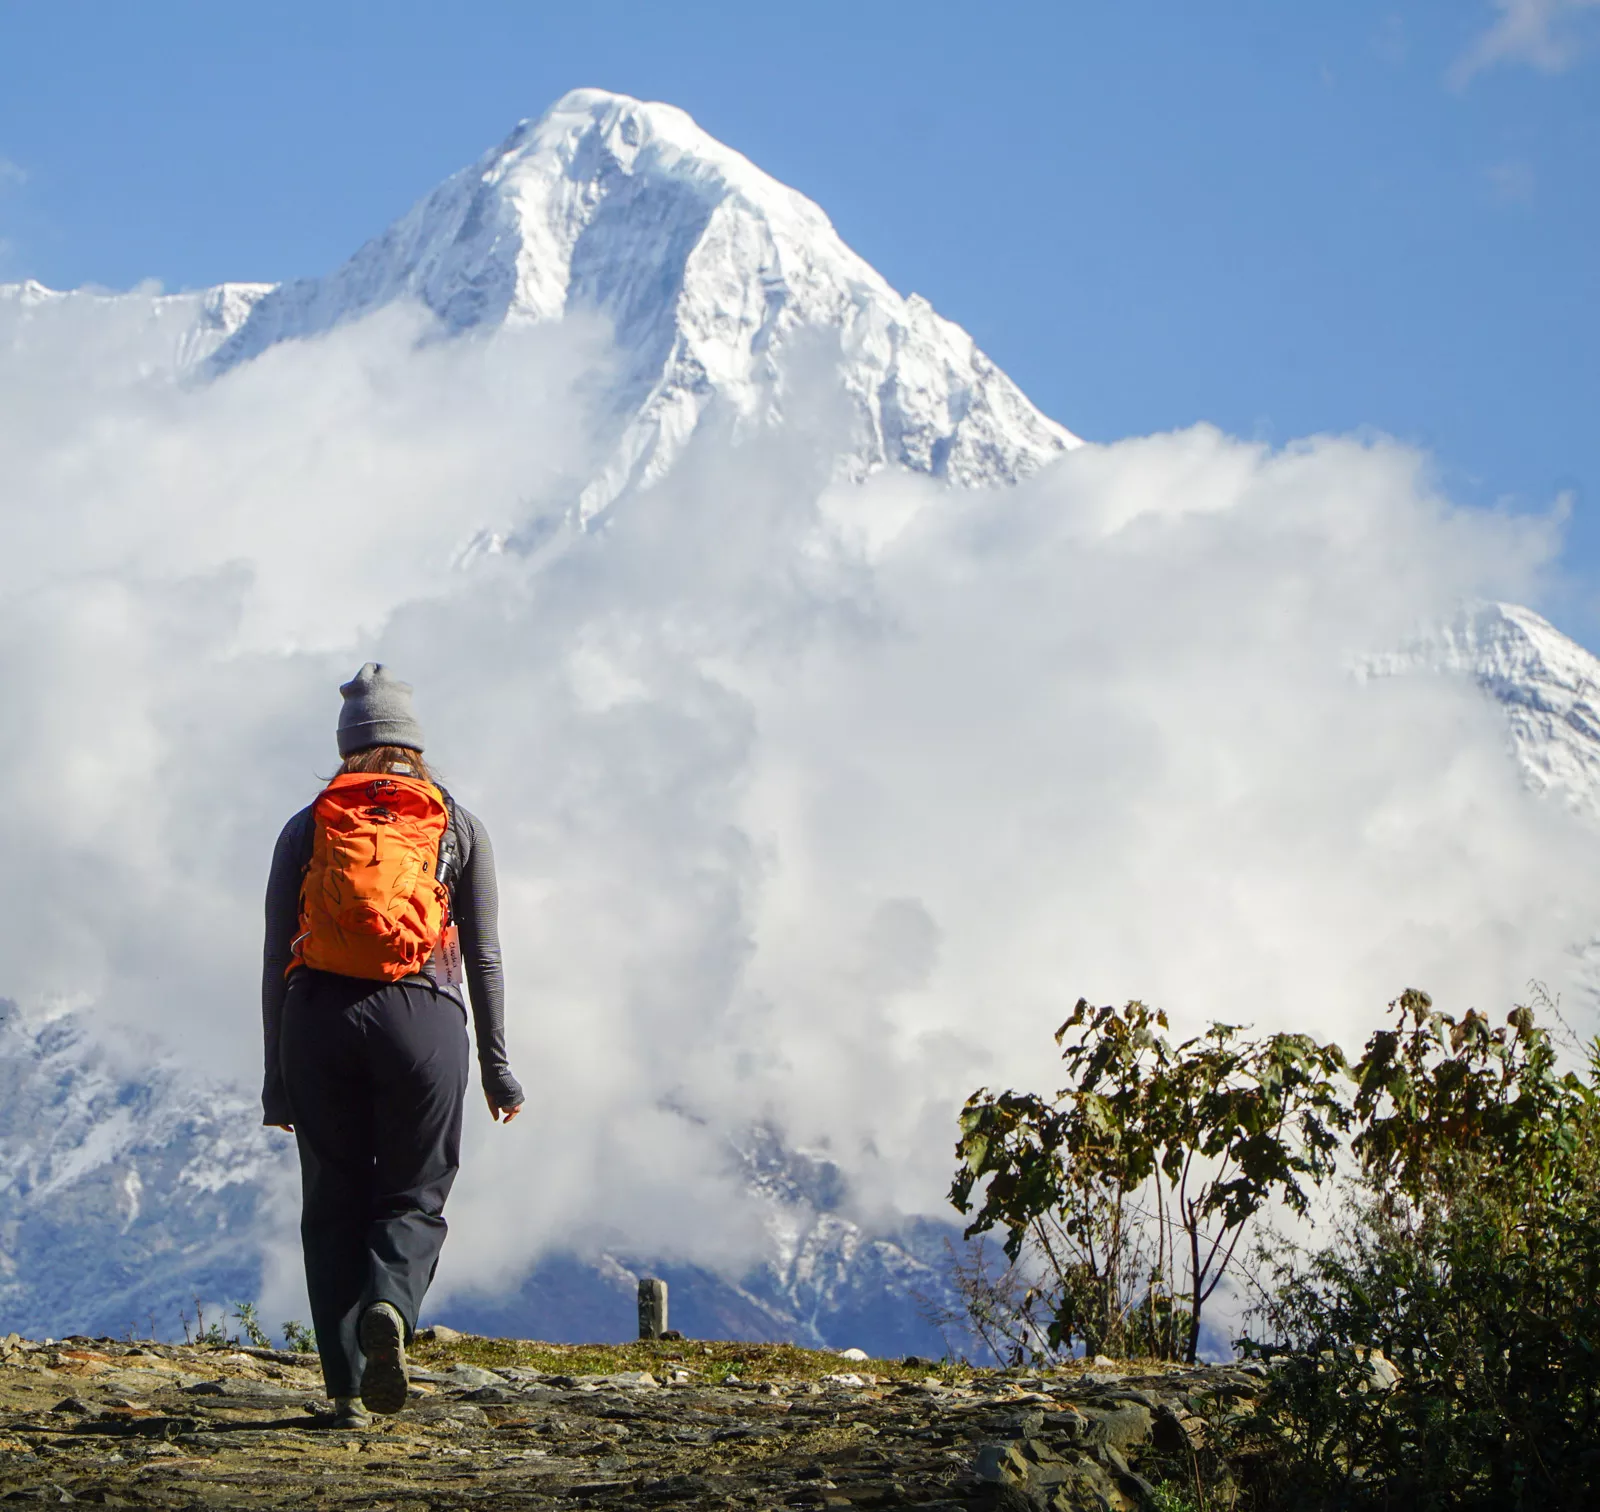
[212, 88, 1078, 510]
[1373, 602, 1600, 822]
[1, 278, 271, 369]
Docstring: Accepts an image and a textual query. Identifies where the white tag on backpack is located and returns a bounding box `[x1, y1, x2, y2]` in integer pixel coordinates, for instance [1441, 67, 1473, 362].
[434, 923, 463, 986]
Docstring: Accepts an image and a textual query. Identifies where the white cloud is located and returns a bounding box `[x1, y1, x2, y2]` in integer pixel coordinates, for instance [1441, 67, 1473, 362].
[1452, 0, 1600, 85]
[0, 291, 1594, 1316]
[0, 158, 24, 189]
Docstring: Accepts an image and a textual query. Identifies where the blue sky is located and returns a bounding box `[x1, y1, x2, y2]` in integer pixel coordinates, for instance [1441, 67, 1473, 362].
[2, 0, 1596, 628]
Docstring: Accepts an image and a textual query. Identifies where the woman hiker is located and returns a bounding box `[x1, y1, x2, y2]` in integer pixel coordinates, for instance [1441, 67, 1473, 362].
[261, 664, 524, 1428]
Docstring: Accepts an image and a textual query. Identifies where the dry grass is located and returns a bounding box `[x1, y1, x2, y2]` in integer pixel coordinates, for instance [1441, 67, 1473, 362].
[408, 1334, 976, 1384]
[406, 1333, 1186, 1386]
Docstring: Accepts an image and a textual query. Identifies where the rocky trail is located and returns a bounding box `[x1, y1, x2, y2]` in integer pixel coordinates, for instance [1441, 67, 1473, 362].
[0, 1331, 1264, 1509]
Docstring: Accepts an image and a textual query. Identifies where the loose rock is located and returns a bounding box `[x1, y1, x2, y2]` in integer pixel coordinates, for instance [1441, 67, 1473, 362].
[416, 1323, 464, 1344]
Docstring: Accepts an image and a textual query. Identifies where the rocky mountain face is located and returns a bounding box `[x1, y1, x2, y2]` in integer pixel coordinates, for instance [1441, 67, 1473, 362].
[444, 1132, 960, 1359]
[0, 983, 958, 1354]
[0, 279, 270, 372]
[1369, 600, 1600, 824]
[209, 89, 1077, 517]
[0, 1001, 277, 1342]
[3, 90, 1600, 1356]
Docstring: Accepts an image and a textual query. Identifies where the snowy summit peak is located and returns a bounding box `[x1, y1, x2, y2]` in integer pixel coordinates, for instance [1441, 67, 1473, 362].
[213, 88, 1077, 509]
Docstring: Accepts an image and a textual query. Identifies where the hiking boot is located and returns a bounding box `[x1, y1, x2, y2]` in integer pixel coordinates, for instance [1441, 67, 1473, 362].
[358, 1301, 409, 1414]
[331, 1395, 371, 1430]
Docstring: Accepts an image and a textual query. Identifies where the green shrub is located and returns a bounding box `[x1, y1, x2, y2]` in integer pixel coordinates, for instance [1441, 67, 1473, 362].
[951, 988, 1600, 1508]
[1237, 991, 1600, 1511]
[950, 998, 1348, 1363]
[231, 1302, 270, 1348]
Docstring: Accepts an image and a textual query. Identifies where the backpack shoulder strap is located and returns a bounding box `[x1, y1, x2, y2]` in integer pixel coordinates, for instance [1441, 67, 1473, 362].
[294, 802, 317, 873]
[435, 788, 461, 895]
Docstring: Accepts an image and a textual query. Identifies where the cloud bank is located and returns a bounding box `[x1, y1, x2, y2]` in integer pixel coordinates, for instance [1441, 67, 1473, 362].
[0, 291, 1594, 1316]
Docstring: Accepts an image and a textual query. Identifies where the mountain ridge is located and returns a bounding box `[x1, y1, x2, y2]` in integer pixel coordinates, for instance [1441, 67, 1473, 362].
[4, 90, 1075, 521]
[204, 88, 1078, 515]
[1372, 601, 1600, 824]
[0, 278, 271, 371]
[0, 1000, 275, 1340]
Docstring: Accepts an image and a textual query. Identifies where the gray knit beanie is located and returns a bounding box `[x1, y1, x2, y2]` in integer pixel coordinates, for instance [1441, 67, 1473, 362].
[337, 663, 426, 756]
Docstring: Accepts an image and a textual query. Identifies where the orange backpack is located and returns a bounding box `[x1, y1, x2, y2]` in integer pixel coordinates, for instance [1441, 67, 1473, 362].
[291, 772, 457, 982]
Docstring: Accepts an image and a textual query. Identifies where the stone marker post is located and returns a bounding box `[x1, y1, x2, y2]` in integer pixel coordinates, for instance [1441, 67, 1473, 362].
[638, 1277, 668, 1340]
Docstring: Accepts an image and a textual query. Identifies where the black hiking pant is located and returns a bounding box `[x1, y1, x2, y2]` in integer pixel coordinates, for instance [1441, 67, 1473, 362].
[279, 969, 470, 1399]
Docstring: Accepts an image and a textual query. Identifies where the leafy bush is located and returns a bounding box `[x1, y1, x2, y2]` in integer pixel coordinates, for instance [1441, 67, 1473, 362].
[950, 998, 1348, 1363]
[950, 988, 1600, 1509]
[1237, 991, 1600, 1511]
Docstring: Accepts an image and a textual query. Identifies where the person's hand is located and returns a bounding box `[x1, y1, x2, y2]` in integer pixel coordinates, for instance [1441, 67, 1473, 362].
[486, 1094, 521, 1124]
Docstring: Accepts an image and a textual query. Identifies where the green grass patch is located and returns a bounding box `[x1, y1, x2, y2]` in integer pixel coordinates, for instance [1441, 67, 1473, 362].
[409, 1334, 978, 1384]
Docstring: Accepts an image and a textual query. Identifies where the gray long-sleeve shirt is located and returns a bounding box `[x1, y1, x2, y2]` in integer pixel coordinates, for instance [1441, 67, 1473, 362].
[261, 799, 524, 1125]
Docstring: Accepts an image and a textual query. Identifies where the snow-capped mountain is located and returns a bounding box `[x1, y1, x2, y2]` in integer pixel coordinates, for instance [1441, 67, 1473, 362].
[216, 89, 1078, 516]
[0, 278, 270, 372]
[1370, 601, 1600, 824]
[0, 997, 957, 1355]
[7, 90, 1076, 523]
[0, 88, 1071, 1352]
[441, 1132, 961, 1358]
[4, 89, 1600, 1356]
[0, 1000, 279, 1340]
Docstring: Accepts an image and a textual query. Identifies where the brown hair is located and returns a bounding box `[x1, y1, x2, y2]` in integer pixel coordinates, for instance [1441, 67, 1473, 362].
[336, 744, 442, 788]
